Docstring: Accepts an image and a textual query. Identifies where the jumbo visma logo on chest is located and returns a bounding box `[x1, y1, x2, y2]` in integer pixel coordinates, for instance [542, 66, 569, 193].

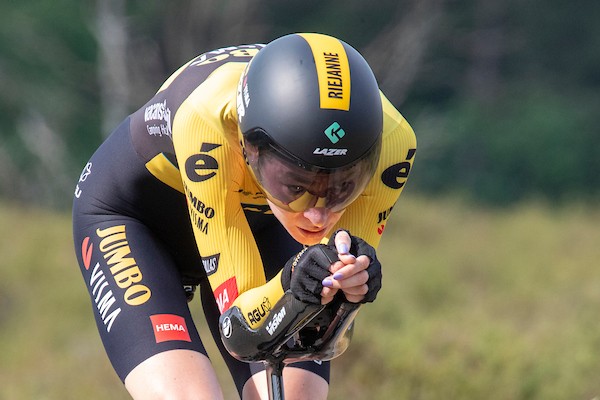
[299, 33, 351, 111]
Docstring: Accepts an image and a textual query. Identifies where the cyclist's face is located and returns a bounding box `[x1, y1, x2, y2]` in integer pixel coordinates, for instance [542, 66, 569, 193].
[268, 199, 345, 245]
[255, 148, 365, 213]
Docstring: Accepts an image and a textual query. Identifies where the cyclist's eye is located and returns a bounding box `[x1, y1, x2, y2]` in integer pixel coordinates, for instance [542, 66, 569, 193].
[286, 185, 305, 195]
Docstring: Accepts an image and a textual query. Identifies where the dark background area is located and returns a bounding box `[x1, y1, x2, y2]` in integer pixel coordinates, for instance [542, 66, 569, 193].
[1, 0, 598, 207]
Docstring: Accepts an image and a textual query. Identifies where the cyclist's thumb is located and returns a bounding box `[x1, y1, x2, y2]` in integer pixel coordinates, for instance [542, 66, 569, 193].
[331, 229, 351, 255]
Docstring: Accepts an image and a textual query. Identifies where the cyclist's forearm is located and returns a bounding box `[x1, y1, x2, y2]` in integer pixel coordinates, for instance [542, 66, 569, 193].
[230, 270, 285, 329]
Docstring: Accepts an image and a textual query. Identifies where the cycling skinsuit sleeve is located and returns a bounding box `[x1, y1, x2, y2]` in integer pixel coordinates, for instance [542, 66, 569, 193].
[165, 51, 286, 330]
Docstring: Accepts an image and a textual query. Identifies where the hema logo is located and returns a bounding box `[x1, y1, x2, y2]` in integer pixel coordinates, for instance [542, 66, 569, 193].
[150, 314, 192, 343]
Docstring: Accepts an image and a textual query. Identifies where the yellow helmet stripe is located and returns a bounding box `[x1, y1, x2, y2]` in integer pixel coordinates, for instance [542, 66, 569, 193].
[298, 33, 351, 111]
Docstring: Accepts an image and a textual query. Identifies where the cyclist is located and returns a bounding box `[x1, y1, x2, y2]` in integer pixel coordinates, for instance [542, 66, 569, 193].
[72, 32, 416, 399]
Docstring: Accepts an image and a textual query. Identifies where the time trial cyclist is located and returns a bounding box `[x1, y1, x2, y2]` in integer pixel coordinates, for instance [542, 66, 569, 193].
[72, 32, 416, 399]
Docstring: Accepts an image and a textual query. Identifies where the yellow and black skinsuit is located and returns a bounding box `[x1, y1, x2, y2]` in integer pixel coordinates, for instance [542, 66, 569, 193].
[72, 40, 416, 393]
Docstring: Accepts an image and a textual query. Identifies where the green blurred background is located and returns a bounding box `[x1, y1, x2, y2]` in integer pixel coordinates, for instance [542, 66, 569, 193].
[1, 0, 599, 399]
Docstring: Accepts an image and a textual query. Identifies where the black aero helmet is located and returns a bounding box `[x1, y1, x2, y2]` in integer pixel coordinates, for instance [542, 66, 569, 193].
[238, 33, 383, 212]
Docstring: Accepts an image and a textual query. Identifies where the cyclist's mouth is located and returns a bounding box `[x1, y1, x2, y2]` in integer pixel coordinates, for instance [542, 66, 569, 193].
[297, 227, 327, 236]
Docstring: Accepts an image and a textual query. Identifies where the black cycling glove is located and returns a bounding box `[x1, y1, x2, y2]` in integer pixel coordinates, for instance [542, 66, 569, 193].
[328, 230, 382, 304]
[281, 245, 339, 304]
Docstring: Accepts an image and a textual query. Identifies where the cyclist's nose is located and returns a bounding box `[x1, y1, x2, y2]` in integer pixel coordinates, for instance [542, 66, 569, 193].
[303, 207, 331, 227]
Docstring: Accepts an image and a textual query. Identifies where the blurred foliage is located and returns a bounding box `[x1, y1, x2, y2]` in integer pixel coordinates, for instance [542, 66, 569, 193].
[406, 0, 600, 205]
[3, 197, 600, 399]
[0, 0, 599, 208]
[413, 85, 600, 204]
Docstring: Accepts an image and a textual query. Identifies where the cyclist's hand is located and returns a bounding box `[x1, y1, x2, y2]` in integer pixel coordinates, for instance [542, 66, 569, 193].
[322, 230, 382, 304]
[320, 230, 352, 304]
[281, 245, 339, 304]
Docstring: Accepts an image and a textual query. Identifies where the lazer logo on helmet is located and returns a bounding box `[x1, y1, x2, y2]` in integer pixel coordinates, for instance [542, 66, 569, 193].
[313, 148, 348, 156]
[324, 121, 345, 144]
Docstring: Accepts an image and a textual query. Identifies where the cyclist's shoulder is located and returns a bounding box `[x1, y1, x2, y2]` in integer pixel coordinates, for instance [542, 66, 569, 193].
[378, 92, 416, 158]
[159, 44, 265, 94]
[164, 44, 267, 137]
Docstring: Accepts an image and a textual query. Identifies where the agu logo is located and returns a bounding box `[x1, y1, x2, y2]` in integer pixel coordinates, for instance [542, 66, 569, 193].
[150, 314, 192, 343]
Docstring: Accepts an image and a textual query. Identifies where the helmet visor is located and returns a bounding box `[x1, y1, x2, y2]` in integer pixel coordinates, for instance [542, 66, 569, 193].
[245, 139, 381, 213]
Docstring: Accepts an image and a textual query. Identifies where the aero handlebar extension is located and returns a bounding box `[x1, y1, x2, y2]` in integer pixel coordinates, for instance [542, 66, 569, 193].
[219, 291, 361, 399]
